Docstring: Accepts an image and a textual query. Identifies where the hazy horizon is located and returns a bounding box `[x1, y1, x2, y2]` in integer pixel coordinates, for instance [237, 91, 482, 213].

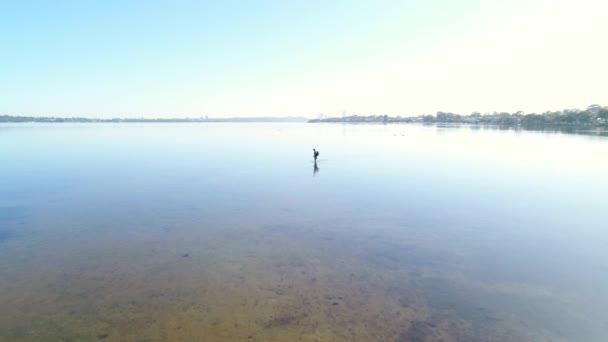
[1, 0, 607, 118]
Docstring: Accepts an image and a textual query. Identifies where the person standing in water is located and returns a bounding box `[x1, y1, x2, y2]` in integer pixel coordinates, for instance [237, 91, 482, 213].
[313, 149, 320, 176]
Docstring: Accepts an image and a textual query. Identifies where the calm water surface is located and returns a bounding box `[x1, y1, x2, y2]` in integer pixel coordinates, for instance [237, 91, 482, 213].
[0, 123, 607, 341]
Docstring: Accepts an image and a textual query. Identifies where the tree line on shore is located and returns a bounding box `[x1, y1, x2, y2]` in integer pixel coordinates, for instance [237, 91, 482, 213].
[309, 105, 608, 126]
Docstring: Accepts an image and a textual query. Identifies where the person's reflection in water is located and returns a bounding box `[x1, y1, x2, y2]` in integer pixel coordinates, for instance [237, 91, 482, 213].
[313, 161, 319, 176]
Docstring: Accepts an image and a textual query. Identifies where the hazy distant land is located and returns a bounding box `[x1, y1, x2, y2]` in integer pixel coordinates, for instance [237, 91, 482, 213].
[0, 115, 308, 123]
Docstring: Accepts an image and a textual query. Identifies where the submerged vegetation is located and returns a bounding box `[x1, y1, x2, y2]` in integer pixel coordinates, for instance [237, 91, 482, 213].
[309, 104, 608, 127]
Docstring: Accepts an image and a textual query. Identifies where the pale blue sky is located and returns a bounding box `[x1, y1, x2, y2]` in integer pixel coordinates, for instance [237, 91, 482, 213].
[1, 0, 606, 118]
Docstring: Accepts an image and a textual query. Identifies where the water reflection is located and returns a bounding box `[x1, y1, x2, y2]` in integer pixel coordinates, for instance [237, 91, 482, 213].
[313, 161, 319, 176]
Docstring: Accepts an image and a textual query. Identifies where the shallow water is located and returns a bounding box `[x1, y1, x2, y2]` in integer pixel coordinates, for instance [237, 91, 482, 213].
[1, 123, 607, 341]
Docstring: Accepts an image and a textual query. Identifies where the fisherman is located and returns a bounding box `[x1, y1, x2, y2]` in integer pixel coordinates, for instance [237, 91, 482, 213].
[313, 148, 319, 162]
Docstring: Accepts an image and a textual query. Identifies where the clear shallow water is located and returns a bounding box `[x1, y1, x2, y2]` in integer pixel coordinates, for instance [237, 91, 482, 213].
[0, 123, 607, 341]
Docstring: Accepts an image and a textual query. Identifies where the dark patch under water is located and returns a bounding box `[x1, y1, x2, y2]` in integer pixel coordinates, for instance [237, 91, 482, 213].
[397, 321, 439, 342]
[0, 230, 12, 241]
[0, 207, 24, 222]
[0, 209, 21, 242]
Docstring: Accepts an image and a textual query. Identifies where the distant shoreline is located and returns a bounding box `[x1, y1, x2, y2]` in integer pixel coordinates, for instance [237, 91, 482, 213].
[308, 105, 608, 128]
[308, 120, 608, 129]
[0, 116, 309, 123]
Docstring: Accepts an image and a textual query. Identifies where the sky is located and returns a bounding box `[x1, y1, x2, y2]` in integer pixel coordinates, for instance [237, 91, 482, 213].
[1, 0, 607, 118]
